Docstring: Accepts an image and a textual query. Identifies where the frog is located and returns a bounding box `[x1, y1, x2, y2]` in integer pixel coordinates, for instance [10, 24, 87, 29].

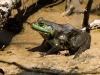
[29, 17, 91, 59]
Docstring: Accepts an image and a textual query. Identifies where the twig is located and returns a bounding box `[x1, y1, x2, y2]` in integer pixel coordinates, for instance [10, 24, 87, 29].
[82, 0, 93, 32]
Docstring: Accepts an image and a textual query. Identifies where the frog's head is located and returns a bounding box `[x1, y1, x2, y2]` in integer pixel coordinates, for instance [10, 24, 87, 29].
[30, 17, 54, 38]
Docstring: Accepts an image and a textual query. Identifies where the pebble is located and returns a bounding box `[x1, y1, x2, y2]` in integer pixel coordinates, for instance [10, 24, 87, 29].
[50, 63, 55, 67]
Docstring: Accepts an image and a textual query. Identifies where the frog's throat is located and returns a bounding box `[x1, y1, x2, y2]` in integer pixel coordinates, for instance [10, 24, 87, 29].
[31, 23, 54, 36]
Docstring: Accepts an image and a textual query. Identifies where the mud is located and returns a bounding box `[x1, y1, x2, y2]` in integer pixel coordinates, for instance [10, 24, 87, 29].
[0, 0, 100, 75]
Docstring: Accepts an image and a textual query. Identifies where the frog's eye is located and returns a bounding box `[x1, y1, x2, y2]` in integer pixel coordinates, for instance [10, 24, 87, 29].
[38, 21, 45, 26]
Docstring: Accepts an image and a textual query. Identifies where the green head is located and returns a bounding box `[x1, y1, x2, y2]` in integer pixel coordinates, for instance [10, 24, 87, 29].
[30, 17, 54, 37]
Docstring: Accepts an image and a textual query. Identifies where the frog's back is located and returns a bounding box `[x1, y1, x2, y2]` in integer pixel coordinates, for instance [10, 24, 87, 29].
[62, 23, 75, 34]
[44, 20, 75, 34]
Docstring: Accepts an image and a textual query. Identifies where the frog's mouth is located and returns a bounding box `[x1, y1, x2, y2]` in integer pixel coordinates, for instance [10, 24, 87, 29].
[30, 22, 54, 36]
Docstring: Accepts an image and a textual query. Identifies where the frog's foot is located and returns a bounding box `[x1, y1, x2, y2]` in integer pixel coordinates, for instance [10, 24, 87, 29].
[73, 53, 80, 59]
[73, 48, 83, 59]
[65, 53, 71, 56]
[39, 52, 47, 57]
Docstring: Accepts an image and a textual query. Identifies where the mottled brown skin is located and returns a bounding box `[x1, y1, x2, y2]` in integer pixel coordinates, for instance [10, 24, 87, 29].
[30, 17, 91, 59]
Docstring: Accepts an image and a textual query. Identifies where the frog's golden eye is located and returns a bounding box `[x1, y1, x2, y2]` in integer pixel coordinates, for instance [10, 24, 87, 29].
[38, 21, 45, 26]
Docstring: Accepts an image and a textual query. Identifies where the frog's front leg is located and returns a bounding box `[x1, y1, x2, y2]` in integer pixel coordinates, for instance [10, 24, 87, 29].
[40, 40, 52, 52]
[41, 39, 61, 56]
[47, 43, 61, 54]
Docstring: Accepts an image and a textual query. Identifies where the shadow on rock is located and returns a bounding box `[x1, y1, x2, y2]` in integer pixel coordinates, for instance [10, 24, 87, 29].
[1, 60, 100, 75]
[17, 67, 67, 75]
[0, 31, 15, 50]
[28, 45, 50, 52]
[0, 60, 75, 75]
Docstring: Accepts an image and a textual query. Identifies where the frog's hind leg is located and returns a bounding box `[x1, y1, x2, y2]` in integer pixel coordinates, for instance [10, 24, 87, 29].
[73, 35, 91, 59]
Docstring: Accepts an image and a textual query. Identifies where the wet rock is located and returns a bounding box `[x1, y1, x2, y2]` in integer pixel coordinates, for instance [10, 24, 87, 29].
[50, 62, 55, 68]
[67, 60, 78, 67]
[7, 50, 12, 54]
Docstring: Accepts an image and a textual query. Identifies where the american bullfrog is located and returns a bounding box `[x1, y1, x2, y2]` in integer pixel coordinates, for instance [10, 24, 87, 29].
[29, 17, 91, 59]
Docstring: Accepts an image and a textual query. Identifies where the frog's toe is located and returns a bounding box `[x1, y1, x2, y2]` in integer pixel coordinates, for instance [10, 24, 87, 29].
[73, 54, 79, 59]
